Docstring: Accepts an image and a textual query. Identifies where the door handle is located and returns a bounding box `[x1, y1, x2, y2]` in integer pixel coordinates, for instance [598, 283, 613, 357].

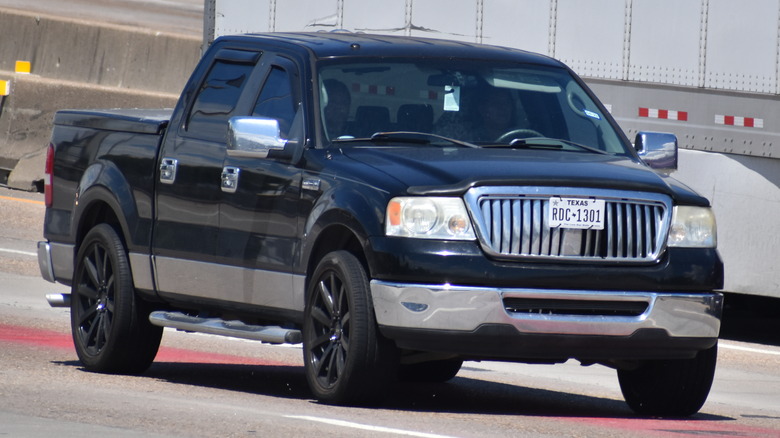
[159, 158, 178, 184]
[221, 166, 240, 193]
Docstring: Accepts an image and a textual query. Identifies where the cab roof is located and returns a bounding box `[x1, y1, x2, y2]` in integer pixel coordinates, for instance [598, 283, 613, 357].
[218, 32, 564, 67]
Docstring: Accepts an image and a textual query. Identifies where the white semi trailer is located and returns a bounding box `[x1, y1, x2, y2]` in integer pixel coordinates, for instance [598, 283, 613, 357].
[203, 0, 780, 299]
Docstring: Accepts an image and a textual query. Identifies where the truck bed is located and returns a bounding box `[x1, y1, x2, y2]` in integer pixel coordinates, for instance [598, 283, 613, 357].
[53, 108, 172, 134]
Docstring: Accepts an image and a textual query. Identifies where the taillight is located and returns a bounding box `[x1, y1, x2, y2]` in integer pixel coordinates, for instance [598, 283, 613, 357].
[44, 143, 54, 208]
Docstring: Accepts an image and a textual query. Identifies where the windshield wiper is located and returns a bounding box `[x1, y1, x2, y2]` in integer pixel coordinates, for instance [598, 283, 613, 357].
[485, 137, 610, 155]
[332, 131, 478, 148]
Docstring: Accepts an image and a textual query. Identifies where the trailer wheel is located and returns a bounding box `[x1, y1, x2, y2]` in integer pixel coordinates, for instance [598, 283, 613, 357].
[303, 251, 397, 405]
[71, 224, 162, 374]
[617, 342, 717, 417]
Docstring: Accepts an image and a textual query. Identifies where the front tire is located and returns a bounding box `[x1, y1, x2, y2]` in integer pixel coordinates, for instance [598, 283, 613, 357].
[618, 342, 718, 417]
[303, 251, 397, 405]
[71, 224, 162, 374]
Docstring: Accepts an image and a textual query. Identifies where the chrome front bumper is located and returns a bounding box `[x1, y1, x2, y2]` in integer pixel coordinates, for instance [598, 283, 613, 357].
[371, 281, 722, 339]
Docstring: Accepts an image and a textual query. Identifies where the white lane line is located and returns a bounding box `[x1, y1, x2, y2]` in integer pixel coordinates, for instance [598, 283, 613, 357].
[0, 248, 36, 257]
[720, 341, 780, 356]
[285, 415, 459, 438]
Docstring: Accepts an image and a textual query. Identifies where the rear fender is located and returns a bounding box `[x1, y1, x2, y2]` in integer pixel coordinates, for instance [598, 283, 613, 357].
[73, 161, 145, 253]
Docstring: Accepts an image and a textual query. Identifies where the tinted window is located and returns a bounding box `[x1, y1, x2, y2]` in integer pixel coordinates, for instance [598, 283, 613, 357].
[187, 58, 255, 141]
[317, 59, 628, 155]
[253, 66, 297, 139]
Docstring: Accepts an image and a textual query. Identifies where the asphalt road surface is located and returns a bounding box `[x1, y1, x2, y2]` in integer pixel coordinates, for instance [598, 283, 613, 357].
[2, 187, 780, 437]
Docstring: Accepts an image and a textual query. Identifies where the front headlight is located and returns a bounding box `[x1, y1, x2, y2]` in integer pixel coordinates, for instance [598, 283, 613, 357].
[667, 206, 717, 248]
[386, 197, 475, 240]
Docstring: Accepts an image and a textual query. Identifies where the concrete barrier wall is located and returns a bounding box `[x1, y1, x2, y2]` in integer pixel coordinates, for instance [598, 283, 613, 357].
[0, 73, 179, 190]
[0, 9, 200, 92]
[0, 8, 200, 190]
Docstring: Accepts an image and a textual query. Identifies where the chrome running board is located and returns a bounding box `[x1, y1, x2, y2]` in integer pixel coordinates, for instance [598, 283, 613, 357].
[148, 311, 302, 344]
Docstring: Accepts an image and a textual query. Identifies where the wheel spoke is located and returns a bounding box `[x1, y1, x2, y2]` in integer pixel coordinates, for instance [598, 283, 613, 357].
[99, 247, 109, 283]
[105, 273, 115, 296]
[105, 299, 116, 314]
[77, 283, 99, 301]
[335, 282, 346, 315]
[83, 312, 100, 347]
[317, 278, 335, 315]
[310, 331, 332, 351]
[325, 342, 340, 383]
[98, 311, 111, 348]
[77, 301, 98, 326]
[341, 310, 351, 331]
[335, 342, 346, 376]
[317, 342, 336, 376]
[84, 254, 101, 290]
[310, 307, 331, 328]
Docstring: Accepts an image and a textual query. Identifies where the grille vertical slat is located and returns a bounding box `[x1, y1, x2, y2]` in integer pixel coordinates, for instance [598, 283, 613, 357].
[475, 192, 669, 262]
[521, 200, 531, 255]
[531, 200, 542, 255]
[541, 200, 551, 255]
[511, 200, 522, 255]
[623, 204, 635, 257]
[606, 204, 614, 258]
[551, 224, 562, 256]
[616, 203, 625, 258]
[500, 200, 511, 253]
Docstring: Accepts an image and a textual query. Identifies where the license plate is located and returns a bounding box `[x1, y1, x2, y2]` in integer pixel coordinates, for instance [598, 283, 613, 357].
[548, 197, 605, 230]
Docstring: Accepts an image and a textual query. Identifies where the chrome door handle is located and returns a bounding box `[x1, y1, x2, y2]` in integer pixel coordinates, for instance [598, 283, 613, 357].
[221, 166, 240, 193]
[159, 158, 178, 184]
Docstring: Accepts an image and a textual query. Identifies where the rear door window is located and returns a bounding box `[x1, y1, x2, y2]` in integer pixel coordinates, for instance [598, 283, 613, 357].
[185, 49, 261, 142]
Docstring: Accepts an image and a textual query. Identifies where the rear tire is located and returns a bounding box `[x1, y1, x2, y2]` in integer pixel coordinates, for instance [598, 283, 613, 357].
[618, 342, 717, 417]
[303, 251, 398, 405]
[71, 224, 162, 374]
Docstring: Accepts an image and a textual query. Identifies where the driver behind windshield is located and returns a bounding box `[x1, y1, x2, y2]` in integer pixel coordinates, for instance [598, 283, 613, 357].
[436, 84, 529, 143]
[323, 78, 351, 139]
[474, 86, 517, 142]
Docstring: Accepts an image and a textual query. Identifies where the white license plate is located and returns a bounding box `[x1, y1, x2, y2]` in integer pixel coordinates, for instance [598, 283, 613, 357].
[548, 197, 605, 230]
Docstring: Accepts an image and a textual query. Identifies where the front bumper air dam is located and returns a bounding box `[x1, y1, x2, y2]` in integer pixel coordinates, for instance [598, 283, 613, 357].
[371, 280, 722, 359]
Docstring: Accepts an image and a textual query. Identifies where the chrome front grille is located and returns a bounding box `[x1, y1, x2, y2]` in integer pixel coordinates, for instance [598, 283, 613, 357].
[464, 187, 672, 262]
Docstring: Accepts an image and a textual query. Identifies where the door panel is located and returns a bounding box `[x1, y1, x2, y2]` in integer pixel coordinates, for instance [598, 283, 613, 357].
[216, 59, 305, 309]
[153, 49, 262, 297]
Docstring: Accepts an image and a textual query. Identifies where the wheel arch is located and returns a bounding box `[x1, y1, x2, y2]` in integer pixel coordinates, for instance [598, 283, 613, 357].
[301, 187, 387, 292]
[72, 161, 146, 256]
[305, 222, 368, 293]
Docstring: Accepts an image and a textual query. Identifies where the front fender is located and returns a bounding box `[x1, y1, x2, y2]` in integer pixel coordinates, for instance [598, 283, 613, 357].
[300, 181, 389, 276]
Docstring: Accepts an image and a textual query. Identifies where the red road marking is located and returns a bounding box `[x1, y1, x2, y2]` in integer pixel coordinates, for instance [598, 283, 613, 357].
[0, 323, 289, 366]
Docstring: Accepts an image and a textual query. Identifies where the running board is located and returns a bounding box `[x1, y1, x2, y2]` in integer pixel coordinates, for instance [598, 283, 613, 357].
[148, 311, 302, 344]
[46, 293, 71, 308]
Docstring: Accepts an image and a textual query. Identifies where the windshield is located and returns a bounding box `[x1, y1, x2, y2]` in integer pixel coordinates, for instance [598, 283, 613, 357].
[317, 58, 629, 155]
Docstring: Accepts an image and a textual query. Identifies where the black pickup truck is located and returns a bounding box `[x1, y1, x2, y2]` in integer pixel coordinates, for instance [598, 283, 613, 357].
[38, 32, 723, 416]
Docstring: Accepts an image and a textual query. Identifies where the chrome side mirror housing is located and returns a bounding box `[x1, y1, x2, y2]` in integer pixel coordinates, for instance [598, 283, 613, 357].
[635, 131, 678, 171]
[227, 117, 287, 158]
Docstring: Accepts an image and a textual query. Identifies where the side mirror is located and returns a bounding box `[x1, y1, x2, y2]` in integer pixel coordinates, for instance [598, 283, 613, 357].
[635, 131, 678, 171]
[227, 117, 287, 158]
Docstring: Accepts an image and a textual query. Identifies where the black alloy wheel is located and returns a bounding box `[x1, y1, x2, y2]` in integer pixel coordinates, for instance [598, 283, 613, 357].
[71, 224, 162, 374]
[303, 250, 397, 405]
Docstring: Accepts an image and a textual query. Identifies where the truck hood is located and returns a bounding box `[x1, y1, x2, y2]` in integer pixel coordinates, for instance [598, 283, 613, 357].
[340, 146, 708, 205]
